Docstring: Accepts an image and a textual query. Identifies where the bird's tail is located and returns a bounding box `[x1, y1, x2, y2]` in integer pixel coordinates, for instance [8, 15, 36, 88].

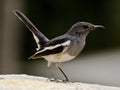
[13, 10, 49, 51]
[28, 52, 41, 60]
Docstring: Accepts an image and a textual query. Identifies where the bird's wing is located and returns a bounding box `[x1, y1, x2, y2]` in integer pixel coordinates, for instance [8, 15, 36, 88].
[29, 38, 71, 59]
[14, 10, 49, 51]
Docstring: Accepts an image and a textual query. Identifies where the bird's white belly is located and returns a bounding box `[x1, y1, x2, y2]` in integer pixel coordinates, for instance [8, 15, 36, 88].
[42, 53, 75, 63]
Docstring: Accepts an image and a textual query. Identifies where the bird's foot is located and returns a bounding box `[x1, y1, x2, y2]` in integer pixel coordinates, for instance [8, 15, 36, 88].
[49, 78, 59, 82]
[61, 79, 70, 83]
[61, 79, 77, 83]
[49, 78, 64, 83]
[48, 78, 73, 83]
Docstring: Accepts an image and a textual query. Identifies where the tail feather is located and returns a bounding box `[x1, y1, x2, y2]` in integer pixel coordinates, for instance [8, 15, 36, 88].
[13, 10, 49, 50]
[28, 53, 41, 60]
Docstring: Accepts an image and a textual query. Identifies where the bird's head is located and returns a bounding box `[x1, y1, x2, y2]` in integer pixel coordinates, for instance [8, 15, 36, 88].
[67, 22, 105, 35]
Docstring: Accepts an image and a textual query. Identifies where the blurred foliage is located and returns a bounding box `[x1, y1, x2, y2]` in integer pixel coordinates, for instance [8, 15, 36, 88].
[21, 0, 120, 58]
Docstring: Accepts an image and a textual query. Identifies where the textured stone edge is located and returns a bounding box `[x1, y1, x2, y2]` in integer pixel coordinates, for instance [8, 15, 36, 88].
[0, 74, 119, 90]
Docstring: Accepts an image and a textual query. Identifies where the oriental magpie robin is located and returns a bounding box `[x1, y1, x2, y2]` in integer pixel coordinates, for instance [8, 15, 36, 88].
[14, 10, 105, 82]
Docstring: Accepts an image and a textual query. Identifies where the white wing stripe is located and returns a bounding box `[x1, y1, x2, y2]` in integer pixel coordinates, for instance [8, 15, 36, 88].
[32, 33, 41, 51]
[36, 40, 71, 54]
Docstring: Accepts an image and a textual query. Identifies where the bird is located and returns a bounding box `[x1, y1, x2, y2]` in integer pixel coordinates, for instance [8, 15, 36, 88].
[13, 10, 105, 82]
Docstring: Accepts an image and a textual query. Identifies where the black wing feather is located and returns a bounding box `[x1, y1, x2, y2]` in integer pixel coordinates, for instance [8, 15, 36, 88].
[29, 37, 70, 59]
[35, 46, 64, 56]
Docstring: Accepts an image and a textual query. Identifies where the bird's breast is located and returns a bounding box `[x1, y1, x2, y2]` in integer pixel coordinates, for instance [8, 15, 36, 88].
[67, 39, 85, 56]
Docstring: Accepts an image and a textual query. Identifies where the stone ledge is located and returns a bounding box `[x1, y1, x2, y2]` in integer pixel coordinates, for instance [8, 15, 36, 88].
[0, 74, 119, 90]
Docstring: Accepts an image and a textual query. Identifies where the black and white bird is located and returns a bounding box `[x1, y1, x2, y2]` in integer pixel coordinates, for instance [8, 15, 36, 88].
[14, 10, 105, 81]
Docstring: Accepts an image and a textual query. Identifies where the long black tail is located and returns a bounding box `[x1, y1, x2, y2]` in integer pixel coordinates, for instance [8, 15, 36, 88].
[13, 10, 49, 50]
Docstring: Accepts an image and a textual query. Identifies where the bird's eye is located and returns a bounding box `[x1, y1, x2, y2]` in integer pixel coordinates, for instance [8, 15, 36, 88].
[82, 25, 89, 29]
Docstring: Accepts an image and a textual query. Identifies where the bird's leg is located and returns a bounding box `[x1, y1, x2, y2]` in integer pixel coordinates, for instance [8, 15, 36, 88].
[56, 63, 69, 82]
[58, 66, 69, 81]
[48, 66, 58, 81]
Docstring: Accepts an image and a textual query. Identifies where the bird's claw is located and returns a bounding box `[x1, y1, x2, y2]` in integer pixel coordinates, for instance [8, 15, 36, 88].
[48, 78, 71, 83]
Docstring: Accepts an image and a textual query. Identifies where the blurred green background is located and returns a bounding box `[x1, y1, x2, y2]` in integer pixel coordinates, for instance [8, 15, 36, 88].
[0, 0, 120, 87]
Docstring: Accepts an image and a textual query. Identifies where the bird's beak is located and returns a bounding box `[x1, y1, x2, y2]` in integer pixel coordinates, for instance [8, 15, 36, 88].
[93, 25, 105, 30]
